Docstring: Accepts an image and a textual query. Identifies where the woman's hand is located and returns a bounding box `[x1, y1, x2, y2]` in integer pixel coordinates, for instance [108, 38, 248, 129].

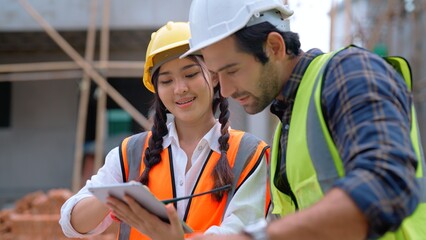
[106, 195, 184, 240]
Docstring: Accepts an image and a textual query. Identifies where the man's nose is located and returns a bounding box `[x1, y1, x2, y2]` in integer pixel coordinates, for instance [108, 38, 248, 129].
[218, 75, 235, 98]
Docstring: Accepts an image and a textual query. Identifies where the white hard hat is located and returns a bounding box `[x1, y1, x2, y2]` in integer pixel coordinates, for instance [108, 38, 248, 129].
[182, 0, 294, 58]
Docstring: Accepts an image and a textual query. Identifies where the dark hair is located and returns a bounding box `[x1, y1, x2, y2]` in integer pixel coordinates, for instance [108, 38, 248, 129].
[139, 55, 233, 202]
[234, 21, 301, 64]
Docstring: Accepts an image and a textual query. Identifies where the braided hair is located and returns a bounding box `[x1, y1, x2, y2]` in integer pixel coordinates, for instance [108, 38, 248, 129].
[139, 55, 233, 202]
[211, 83, 233, 201]
[138, 68, 168, 186]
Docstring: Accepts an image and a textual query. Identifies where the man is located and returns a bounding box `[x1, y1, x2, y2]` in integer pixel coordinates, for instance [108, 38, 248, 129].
[180, 0, 426, 239]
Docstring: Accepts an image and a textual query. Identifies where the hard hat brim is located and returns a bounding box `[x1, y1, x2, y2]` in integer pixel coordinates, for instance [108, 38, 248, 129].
[180, 37, 220, 59]
[181, 2, 293, 59]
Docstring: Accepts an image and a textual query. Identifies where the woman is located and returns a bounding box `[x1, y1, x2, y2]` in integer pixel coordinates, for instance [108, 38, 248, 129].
[60, 21, 270, 240]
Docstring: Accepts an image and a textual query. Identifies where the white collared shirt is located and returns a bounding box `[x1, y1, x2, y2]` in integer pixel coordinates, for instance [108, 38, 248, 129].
[60, 120, 267, 237]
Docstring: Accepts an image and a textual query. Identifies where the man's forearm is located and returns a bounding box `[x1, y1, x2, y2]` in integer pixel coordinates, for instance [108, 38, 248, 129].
[267, 188, 368, 240]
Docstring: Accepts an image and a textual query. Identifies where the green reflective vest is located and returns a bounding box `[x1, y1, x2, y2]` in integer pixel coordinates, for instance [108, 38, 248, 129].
[270, 46, 426, 239]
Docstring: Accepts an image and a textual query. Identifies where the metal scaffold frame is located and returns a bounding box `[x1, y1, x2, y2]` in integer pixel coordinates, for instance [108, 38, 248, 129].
[0, 0, 153, 192]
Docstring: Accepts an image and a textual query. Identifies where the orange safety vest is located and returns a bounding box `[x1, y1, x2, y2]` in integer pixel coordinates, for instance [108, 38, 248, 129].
[116, 129, 270, 240]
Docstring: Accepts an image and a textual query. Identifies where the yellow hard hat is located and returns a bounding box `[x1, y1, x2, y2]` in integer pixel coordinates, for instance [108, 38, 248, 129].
[143, 21, 191, 92]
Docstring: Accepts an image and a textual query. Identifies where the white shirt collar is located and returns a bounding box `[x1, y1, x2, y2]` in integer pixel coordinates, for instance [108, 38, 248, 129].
[162, 120, 222, 154]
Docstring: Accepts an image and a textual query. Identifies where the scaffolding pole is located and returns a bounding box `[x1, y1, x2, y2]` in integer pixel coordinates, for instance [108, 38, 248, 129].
[18, 0, 153, 192]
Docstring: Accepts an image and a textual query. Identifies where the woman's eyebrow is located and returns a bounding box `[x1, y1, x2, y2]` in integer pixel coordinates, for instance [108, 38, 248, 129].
[158, 71, 171, 77]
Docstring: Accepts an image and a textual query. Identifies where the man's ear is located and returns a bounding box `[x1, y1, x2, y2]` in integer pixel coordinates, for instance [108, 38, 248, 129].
[265, 32, 286, 60]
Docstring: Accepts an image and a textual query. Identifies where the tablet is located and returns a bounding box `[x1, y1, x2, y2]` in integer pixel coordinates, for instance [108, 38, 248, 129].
[88, 182, 193, 233]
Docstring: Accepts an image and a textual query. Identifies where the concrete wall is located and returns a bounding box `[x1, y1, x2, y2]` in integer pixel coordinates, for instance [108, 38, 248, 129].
[0, 0, 192, 31]
[0, 79, 78, 205]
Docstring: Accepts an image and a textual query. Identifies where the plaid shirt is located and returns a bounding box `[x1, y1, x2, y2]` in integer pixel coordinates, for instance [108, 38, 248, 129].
[270, 47, 419, 238]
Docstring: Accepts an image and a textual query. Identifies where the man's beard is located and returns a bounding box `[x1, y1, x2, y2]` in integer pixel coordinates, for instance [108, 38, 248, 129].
[244, 61, 280, 114]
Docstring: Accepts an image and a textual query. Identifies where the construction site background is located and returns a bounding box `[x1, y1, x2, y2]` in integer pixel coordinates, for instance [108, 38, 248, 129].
[1, 0, 425, 239]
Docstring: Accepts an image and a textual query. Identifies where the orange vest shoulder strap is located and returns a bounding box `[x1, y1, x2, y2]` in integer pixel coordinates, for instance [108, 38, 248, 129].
[119, 131, 151, 182]
[226, 130, 270, 216]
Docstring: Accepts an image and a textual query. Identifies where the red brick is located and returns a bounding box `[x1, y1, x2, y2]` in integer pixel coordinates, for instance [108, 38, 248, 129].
[31, 194, 52, 214]
[47, 188, 73, 213]
[8, 213, 93, 240]
[5, 189, 118, 240]
[0, 209, 12, 234]
[15, 191, 45, 214]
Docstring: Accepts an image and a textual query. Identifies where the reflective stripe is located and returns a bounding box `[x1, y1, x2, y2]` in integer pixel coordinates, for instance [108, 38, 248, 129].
[412, 107, 426, 177]
[413, 108, 426, 199]
[226, 132, 264, 219]
[229, 133, 262, 188]
[118, 132, 148, 240]
[124, 132, 148, 181]
[299, 51, 343, 195]
[118, 223, 131, 240]
[414, 107, 426, 203]
[419, 177, 426, 202]
[307, 69, 340, 194]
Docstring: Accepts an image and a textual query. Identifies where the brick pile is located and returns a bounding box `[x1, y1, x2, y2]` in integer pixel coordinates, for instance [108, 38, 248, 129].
[0, 189, 118, 240]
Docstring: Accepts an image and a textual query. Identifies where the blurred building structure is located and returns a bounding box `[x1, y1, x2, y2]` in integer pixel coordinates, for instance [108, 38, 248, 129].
[3, 0, 424, 211]
[0, 0, 274, 208]
[330, 0, 426, 155]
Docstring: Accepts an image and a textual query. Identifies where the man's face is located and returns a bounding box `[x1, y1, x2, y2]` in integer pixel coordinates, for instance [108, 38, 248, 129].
[201, 36, 280, 114]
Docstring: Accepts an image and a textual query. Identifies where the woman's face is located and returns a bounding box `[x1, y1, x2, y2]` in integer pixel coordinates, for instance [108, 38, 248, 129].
[156, 57, 217, 124]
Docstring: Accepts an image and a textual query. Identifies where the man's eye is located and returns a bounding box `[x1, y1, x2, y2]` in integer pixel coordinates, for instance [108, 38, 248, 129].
[227, 69, 238, 75]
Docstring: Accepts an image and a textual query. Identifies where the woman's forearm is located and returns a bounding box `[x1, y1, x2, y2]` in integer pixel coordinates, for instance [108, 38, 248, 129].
[70, 196, 110, 234]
